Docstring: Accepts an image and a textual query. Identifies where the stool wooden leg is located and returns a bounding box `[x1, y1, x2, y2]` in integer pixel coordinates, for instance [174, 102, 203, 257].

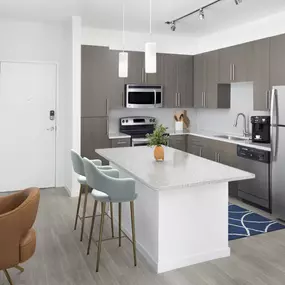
[96, 202, 106, 272]
[3, 269, 13, 285]
[74, 185, 83, 230]
[87, 200, 98, 255]
[118, 202, 122, 247]
[14, 265, 24, 272]
[80, 185, 89, 242]
[110, 202, 114, 238]
[130, 201, 137, 266]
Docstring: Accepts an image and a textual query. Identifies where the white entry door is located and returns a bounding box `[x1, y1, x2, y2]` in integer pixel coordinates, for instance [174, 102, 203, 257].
[0, 62, 57, 192]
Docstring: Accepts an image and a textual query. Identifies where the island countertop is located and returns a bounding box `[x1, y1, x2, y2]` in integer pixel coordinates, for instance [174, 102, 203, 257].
[96, 146, 255, 191]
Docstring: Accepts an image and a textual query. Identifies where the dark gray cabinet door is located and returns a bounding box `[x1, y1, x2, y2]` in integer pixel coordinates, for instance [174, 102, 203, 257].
[162, 54, 178, 108]
[205, 51, 219, 109]
[252, 38, 270, 111]
[188, 144, 202, 157]
[146, 53, 164, 85]
[270, 34, 285, 86]
[81, 117, 110, 165]
[177, 55, 193, 108]
[81, 46, 110, 117]
[124, 51, 144, 85]
[109, 50, 125, 109]
[219, 43, 252, 83]
[169, 135, 187, 152]
[194, 54, 206, 108]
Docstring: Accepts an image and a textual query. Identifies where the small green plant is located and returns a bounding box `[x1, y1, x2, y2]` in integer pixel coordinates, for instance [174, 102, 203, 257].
[146, 124, 169, 147]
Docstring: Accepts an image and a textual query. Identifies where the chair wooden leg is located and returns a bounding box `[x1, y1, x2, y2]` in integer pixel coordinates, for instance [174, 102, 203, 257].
[130, 201, 137, 266]
[118, 202, 122, 247]
[87, 200, 98, 255]
[3, 269, 13, 285]
[80, 185, 89, 242]
[14, 265, 24, 272]
[74, 185, 83, 230]
[96, 202, 106, 272]
[110, 202, 114, 238]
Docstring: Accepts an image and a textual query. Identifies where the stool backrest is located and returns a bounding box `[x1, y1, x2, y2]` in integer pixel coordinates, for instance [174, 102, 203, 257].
[83, 158, 136, 202]
[71, 149, 85, 176]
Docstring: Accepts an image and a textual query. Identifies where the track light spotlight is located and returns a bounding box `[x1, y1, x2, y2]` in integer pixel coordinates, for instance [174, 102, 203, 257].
[170, 21, 176, 31]
[234, 0, 242, 5]
[199, 9, 205, 20]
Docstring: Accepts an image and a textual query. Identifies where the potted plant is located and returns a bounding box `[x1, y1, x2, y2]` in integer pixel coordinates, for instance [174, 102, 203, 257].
[146, 125, 169, 162]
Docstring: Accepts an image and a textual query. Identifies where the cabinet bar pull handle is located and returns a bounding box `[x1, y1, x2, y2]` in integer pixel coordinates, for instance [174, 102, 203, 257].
[199, 147, 202, 157]
[217, 153, 220, 162]
[175, 93, 178, 107]
[117, 141, 127, 145]
[230, 64, 232, 81]
[178, 92, 181, 107]
[204, 92, 206, 108]
[106, 119, 109, 135]
[106, 98, 109, 116]
[232, 64, 235, 81]
[122, 92, 124, 107]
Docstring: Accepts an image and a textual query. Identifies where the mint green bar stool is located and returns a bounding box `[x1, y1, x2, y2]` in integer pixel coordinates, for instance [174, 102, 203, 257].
[83, 158, 138, 272]
[70, 150, 114, 242]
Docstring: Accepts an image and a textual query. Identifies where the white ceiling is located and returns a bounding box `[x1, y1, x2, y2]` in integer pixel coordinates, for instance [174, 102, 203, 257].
[0, 0, 285, 36]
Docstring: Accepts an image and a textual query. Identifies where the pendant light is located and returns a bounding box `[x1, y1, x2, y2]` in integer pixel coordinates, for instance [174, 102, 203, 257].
[145, 0, 156, 73]
[119, 2, 128, 78]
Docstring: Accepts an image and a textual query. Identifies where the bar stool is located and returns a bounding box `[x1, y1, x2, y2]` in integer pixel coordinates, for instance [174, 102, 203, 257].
[83, 158, 138, 272]
[70, 150, 115, 242]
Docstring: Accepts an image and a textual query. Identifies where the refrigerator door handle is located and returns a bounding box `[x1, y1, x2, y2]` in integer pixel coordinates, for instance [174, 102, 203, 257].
[271, 88, 278, 160]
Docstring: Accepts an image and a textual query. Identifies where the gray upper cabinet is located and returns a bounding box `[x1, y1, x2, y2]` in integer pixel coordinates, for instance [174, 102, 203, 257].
[81, 117, 110, 165]
[124, 51, 145, 85]
[270, 34, 285, 87]
[161, 54, 177, 108]
[252, 38, 270, 111]
[205, 51, 219, 109]
[177, 55, 193, 108]
[194, 54, 206, 108]
[81, 46, 124, 116]
[219, 43, 252, 83]
[82, 46, 110, 117]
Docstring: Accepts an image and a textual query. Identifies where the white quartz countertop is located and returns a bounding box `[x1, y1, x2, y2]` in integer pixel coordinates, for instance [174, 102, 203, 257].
[168, 130, 271, 152]
[96, 146, 255, 191]
[108, 133, 131, 140]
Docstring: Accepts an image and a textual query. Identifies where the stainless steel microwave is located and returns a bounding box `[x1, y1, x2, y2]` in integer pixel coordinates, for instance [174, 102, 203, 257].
[125, 84, 163, 108]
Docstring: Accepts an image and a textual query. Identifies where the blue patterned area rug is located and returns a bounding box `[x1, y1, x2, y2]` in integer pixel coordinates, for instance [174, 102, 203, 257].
[229, 204, 285, 241]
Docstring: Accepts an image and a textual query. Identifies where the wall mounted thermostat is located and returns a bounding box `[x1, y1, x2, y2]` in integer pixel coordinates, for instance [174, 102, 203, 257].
[50, 110, 55, 121]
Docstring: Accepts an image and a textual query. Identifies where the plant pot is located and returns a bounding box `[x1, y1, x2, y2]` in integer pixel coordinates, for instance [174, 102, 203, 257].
[154, 145, 164, 162]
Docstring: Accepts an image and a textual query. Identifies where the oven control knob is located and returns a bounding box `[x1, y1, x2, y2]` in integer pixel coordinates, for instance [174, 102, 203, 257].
[122, 120, 125, 123]
[126, 120, 128, 123]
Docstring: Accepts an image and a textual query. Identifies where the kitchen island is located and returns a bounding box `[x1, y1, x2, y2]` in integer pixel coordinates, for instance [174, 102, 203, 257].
[96, 146, 255, 273]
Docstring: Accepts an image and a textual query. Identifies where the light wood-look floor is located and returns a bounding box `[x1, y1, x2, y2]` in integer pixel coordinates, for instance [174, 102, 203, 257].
[2, 188, 285, 285]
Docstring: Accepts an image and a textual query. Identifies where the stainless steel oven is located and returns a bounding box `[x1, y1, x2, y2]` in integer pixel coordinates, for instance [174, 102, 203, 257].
[125, 84, 163, 108]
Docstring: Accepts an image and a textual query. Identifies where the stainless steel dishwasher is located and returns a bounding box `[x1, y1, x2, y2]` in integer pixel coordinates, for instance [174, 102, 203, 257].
[236, 145, 271, 211]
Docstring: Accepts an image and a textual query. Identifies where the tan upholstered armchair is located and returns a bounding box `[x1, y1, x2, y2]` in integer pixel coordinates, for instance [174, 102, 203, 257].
[0, 188, 40, 285]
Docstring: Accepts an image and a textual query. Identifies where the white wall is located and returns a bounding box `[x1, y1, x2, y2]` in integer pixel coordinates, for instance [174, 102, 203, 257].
[195, 82, 269, 135]
[0, 18, 73, 191]
[82, 27, 196, 54]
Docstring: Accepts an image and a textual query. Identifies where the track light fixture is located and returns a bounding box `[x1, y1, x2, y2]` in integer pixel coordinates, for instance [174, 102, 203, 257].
[199, 9, 205, 20]
[165, 0, 243, 28]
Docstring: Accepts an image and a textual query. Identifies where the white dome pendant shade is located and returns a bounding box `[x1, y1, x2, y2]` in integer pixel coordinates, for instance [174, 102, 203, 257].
[145, 0, 156, 74]
[145, 42, 156, 73]
[119, 51, 128, 78]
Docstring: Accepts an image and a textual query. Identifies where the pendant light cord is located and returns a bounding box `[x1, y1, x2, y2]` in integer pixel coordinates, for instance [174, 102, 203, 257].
[149, 0, 152, 35]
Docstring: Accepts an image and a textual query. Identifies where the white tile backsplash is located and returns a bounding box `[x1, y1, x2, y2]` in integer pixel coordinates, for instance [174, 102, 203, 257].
[109, 82, 269, 135]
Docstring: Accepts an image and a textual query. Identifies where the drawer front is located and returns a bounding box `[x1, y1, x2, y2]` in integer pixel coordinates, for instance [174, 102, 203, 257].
[111, 138, 131, 148]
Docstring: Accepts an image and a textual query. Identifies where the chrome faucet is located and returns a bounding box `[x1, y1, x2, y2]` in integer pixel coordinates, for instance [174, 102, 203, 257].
[234, 113, 249, 137]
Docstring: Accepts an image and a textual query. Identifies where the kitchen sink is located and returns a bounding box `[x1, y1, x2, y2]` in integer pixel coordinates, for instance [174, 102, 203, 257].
[214, 134, 250, 141]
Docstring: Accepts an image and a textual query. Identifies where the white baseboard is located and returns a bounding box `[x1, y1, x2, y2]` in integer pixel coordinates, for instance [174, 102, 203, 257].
[157, 247, 231, 274]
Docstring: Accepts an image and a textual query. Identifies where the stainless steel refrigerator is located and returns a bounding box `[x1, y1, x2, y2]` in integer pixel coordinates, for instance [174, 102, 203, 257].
[271, 86, 285, 220]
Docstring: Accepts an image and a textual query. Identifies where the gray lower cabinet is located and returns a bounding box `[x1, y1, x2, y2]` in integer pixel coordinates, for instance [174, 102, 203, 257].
[111, 138, 131, 148]
[81, 117, 110, 165]
[169, 135, 187, 152]
[252, 38, 271, 111]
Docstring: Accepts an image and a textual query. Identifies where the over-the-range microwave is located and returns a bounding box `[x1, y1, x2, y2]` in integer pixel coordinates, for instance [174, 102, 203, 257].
[125, 84, 163, 108]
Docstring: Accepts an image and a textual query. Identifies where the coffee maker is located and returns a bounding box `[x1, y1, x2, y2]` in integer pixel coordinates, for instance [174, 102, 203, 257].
[251, 116, 270, 143]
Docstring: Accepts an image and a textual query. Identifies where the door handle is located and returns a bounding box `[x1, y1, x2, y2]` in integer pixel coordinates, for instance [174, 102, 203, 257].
[46, 127, 55, 131]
